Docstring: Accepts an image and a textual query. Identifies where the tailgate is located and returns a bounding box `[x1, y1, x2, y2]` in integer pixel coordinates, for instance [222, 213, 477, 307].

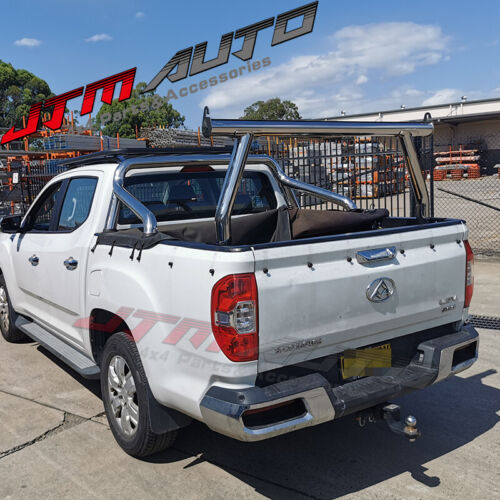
[253, 222, 467, 372]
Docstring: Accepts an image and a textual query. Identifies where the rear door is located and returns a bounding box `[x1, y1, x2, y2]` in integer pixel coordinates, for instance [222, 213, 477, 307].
[253, 223, 467, 372]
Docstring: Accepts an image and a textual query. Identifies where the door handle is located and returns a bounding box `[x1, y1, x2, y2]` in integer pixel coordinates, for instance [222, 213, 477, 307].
[64, 257, 78, 271]
[356, 247, 397, 265]
[28, 255, 39, 266]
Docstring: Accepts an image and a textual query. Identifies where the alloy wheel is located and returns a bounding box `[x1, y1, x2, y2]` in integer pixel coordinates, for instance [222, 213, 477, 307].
[0, 286, 10, 333]
[107, 355, 139, 437]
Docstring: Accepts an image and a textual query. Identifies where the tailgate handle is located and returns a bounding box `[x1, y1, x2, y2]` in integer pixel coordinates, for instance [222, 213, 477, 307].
[356, 247, 396, 264]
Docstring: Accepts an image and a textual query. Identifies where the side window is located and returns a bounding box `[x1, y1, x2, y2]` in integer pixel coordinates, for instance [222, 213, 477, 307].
[29, 182, 64, 231]
[57, 178, 98, 231]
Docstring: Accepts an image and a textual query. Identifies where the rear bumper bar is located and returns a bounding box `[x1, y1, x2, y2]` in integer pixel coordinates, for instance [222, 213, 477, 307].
[200, 325, 478, 441]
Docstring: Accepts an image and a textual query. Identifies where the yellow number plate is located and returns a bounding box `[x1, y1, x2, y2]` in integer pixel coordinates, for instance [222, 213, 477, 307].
[341, 343, 392, 379]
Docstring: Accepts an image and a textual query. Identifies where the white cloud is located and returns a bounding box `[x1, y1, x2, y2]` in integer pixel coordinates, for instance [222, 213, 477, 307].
[356, 75, 368, 85]
[135, 11, 145, 19]
[201, 22, 449, 118]
[14, 37, 41, 48]
[422, 88, 461, 106]
[332, 22, 448, 76]
[387, 87, 424, 104]
[85, 33, 112, 43]
[404, 88, 424, 97]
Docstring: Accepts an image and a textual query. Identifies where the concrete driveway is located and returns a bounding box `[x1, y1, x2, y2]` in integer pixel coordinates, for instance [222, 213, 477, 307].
[1, 262, 499, 499]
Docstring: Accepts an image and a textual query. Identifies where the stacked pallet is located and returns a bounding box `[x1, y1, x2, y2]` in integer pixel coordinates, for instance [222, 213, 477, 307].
[43, 134, 146, 151]
[434, 146, 481, 180]
[341, 140, 406, 199]
[281, 138, 407, 200]
[289, 142, 342, 188]
[142, 127, 230, 148]
[43, 159, 68, 175]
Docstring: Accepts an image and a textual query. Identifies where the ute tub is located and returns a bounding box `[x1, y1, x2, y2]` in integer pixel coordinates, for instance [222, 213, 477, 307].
[94, 217, 464, 253]
[200, 325, 478, 441]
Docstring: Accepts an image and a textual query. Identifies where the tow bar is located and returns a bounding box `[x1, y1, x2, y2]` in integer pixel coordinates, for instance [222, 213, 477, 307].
[355, 403, 420, 442]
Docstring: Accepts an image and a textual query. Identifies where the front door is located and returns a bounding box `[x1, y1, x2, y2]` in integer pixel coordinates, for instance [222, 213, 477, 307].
[36, 176, 99, 346]
[12, 176, 99, 348]
[11, 181, 65, 324]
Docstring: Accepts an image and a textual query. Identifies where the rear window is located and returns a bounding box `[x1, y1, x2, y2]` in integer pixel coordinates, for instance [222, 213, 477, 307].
[119, 170, 277, 224]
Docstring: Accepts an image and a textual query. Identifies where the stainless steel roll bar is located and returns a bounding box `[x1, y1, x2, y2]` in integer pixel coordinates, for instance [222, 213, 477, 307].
[106, 109, 433, 243]
[202, 109, 434, 138]
[399, 132, 428, 218]
[106, 153, 334, 237]
[110, 156, 158, 235]
[107, 152, 359, 238]
[202, 107, 432, 243]
[214, 134, 253, 245]
[214, 136, 358, 244]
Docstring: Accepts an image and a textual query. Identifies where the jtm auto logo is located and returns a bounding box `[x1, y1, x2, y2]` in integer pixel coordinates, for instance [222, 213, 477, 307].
[144, 1, 318, 93]
[0, 2, 318, 145]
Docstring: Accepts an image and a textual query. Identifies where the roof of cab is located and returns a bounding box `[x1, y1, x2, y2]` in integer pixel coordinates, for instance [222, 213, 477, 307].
[60, 147, 234, 169]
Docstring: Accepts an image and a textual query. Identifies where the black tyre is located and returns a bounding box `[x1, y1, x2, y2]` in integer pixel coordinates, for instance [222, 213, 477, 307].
[101, 332, 177, 458]
[0, 275, 27, 343]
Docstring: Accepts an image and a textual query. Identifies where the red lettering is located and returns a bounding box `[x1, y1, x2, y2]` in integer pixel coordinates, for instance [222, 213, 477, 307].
[205, 341, 221, 353]
[1, 102, 42, 144]
[1, 68, 136, 143]
[74, 307, 134, 333]
[163, 318, 212, 348]
[43, 88, 84, 130]
[132, 310, 180, 342]
[80, 68, 136, 116]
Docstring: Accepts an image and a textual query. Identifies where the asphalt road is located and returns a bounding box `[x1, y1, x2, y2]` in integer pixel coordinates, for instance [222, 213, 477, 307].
[0, 262, 499, 499]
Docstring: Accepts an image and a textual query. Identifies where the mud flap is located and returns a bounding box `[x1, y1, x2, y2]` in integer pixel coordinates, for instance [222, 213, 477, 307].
[147, 386, 192, 434]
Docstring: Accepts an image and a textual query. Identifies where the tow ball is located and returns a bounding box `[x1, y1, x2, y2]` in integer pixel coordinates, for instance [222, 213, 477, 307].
[355, 403, 420, 442]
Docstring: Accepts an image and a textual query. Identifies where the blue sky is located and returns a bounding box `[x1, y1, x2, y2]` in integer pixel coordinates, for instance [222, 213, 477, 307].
[2, 0, 500, 128]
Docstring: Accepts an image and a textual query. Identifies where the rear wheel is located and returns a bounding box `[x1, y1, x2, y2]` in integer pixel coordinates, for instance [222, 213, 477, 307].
[0, 275, 26, 343]
[101, 332, 177, 457]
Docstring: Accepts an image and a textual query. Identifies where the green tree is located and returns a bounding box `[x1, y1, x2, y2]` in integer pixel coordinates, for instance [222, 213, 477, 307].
[95, 82, 185, 138]
[0, 59, 53, 128]
[241, 97, 301, 120]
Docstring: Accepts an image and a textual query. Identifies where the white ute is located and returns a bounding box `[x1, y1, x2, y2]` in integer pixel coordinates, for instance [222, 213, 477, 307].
[0, 112, 478, 457]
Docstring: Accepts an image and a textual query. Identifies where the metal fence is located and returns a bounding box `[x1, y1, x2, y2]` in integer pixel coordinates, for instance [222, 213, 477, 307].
[0, 159, 67, 216]
[256, 135, 430, 218]
[1, 134, 498, 257]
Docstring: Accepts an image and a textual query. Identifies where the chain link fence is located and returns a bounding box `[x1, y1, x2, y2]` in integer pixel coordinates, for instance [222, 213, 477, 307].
[432, 122, 500, 257]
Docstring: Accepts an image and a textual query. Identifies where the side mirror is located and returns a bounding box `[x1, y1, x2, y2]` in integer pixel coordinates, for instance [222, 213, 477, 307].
[0, 215, 22, 233]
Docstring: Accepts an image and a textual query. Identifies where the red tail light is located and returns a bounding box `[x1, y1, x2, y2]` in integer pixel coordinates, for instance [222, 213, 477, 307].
[464, 240, 474, 308]
[211, 273, 258, 362]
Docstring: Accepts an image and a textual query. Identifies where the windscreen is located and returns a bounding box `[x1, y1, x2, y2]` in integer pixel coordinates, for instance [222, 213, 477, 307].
[119, 170, 277, 224]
